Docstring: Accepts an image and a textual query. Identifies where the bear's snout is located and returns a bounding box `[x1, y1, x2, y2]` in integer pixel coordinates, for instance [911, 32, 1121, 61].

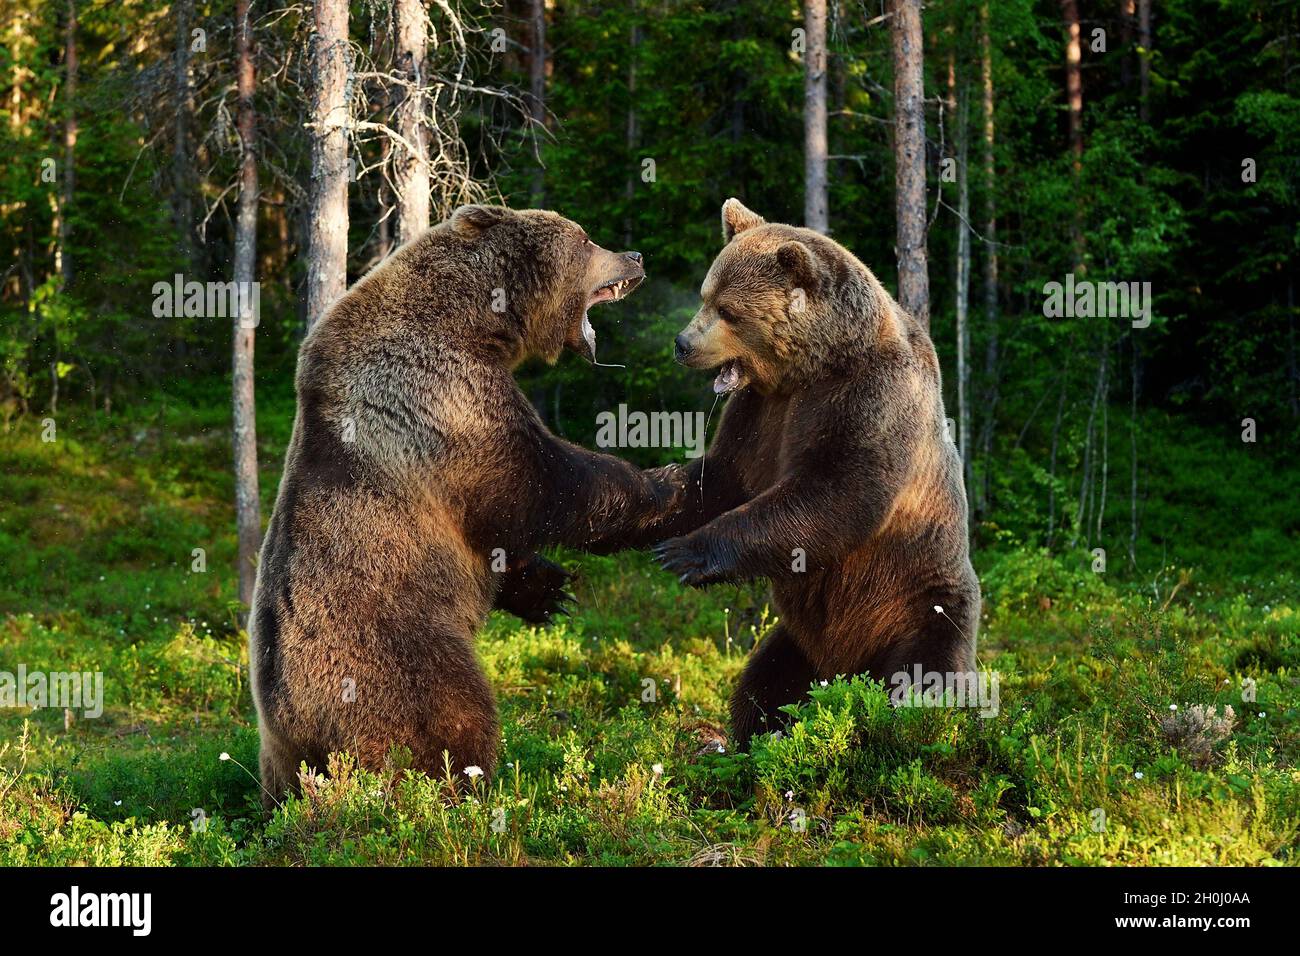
[674, 333, 693, 362]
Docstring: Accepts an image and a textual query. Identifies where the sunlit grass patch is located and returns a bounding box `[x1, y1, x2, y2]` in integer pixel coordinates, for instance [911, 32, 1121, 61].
[0, 400, 1296, 866]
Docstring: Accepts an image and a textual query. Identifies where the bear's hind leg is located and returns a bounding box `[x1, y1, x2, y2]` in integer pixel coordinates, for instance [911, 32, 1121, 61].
[730, 625, 817, 751]
[257, 723, 305, 810]
[870, 609, 976, 689]
[407, 648, 501, 785]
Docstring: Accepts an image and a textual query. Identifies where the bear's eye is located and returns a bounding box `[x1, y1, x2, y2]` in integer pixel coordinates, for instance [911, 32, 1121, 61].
[716, 306, 736, 323]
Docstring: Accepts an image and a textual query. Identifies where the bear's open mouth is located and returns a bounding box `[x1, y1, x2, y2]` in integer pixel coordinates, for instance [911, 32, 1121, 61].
[587, 276, 641, 308]
[580, 275, 644, 360]
[713, 360, 747, 394]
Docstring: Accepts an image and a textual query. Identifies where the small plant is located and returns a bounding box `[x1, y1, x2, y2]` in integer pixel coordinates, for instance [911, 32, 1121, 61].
[1159, 704, 1236, 768]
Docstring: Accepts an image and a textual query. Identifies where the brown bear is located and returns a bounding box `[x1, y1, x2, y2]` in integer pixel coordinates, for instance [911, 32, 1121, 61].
[249, 205, 683, 803]
[649, 198, 980, 748]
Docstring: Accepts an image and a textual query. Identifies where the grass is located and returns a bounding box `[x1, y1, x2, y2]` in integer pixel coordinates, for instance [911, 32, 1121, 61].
[0, 388, 1297, 866]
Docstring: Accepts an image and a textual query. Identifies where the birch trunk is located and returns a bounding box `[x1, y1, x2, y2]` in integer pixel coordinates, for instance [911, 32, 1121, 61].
[394, 0, 428, 245]
[803, 0, 829, 233]
[977, 2, 1000, 513]
[173, 0, 194, 270]
[892, 0, 929, 328]
[529, 0, 547, 205]
[59, 0, 77, 288]
[954, 82, 972, 522]
[306, 0, 350, 330]
[232, 0, 260, 623]
[1062, 0, 1085, 271]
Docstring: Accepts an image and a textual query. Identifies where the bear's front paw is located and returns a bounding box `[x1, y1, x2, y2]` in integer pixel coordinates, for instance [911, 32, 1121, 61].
[646, 462, 690, 511]
[533, 581, 578, 625]
[652, 534, 736, 588]
[499, 555, 577, 624]
[528, 557, 577, 623]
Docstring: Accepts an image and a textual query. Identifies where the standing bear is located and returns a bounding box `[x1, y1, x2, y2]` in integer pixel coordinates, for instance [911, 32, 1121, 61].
[650, 199, 981, 748]
[250, 205, 682, 802]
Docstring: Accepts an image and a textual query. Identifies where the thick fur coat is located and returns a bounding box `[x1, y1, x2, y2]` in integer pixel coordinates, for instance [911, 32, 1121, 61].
[250, 206, 681, 801]
[649, 199, 981, 747]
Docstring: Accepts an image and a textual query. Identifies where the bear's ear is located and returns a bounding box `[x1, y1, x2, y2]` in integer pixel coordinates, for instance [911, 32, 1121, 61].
[775, 240, 822, 293]
[451, 204, 508, 236]
[721, 198, 766, 243]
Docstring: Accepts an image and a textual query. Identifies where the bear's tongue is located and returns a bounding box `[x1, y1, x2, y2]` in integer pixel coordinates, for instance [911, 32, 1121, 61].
[714, 362, 742, 394]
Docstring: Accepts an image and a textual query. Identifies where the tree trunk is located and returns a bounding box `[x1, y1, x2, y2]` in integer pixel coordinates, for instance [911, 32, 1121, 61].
[394, 0, 428, 245]
[173, 0, 195, 271]
[1061, 0, 1085, 271]
[306, 0, 350, 330]
[529, 0, 547, 205]
[1062, 0, 1083, 167]
[59, 0, 76, 288]
[268, 191, 291, 279]
[8, 12, 23, 137]
[1288, 276, 1298, 416]
[377, 142, 393, 261]
[1119, 0, 1135, 88]
[624, 16, 639, 248]
[1046, 366, 1069, 548]
[233, 0, 260, 625]
[892, 0, 929, 328]
[1137, 0, 1151, 122]
[49, 348, 59, 415]
[977, 2, 999, 514]
[1129, 331, 1140, 565]
[372, 11, 393, 262]
[7, 9, 29, 304]
[726, 1, 747, 195]
[1096, 354, 1109, 542]
[953, 78, 972, 522]
[803, 0, 829, 233]
[1072, 340, 1108, 549]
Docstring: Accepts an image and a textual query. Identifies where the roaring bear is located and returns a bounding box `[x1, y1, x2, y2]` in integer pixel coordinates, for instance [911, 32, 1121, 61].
[250, 205, 683, 803]
[650, 198, 980, 748]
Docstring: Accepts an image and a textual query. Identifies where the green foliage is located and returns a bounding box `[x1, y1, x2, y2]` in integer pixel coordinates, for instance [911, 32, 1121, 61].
[1, 399, 1297, 866]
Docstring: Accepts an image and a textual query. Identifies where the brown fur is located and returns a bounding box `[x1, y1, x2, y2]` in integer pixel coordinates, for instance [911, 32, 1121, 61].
[649, 199, 980, 748]
[250, 205, 682, 804]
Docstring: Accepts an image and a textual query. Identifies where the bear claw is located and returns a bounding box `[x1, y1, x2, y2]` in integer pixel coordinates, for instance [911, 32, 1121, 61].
[654, 536, 729, 588]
